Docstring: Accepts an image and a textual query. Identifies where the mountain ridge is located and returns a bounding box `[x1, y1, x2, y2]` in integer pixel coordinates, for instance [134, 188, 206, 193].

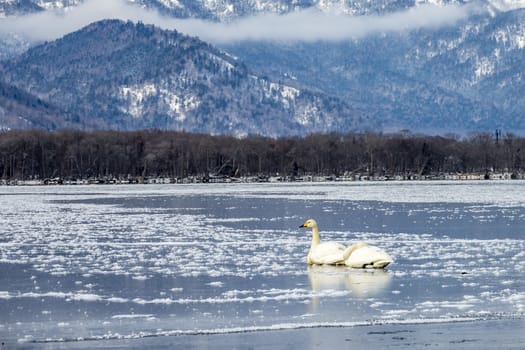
[0, 19, 372, 135]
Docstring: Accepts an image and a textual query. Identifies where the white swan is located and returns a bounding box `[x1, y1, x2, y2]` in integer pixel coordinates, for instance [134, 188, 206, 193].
[299, 219, 393, 268]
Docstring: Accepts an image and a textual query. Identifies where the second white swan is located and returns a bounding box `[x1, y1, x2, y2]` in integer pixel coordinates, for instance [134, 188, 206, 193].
[299, 219, 392, 268]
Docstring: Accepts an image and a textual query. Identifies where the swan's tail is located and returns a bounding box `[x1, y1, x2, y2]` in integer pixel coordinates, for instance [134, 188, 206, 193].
[371, 259, 391, 269]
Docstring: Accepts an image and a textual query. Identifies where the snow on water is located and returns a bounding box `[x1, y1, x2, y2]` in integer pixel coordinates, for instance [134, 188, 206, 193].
[0, 181, 524, 345]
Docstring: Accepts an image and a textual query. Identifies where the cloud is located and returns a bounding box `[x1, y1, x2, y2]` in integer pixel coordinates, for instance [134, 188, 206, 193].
[177, 4, 478, 43]
[0, 0, 481, 44]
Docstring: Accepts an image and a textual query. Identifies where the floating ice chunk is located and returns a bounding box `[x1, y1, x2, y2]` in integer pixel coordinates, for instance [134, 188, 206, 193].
[132, 275, 149, 281]
[112, 314, 154, 319]
[207, 281, 224, 287]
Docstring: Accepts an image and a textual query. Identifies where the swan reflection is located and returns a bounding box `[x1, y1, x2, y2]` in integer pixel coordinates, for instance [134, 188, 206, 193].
[308, 265, 393, 298]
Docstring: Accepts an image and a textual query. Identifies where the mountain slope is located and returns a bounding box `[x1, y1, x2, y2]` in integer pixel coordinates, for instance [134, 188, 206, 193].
[0, 80, 88, 130]
[222, 7, 525, 133]
[223, 39, 499, 133]
[0, 19, 371, 136]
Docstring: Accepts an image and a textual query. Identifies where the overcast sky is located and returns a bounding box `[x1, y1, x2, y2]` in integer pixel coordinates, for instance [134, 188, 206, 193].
[0, 0, 484, 43]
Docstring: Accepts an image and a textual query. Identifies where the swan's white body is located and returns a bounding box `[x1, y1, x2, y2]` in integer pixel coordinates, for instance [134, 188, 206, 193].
[300, 219, 392, 268]
[306, 241, 347, 265]
[343, 242, 392, 268]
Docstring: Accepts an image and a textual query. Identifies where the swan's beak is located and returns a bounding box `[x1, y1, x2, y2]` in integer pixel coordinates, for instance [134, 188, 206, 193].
[299, 223, 306, 228]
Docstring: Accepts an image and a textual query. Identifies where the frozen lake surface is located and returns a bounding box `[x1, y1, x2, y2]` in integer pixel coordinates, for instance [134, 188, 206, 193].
[1, 181, 524, 348]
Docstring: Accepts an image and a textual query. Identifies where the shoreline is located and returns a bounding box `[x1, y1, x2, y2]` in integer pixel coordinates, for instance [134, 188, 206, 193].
[11, 318, 525, 350]
[1, 175, 525, 187]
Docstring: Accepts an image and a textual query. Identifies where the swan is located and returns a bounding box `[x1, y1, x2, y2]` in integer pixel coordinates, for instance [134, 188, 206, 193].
[299, 219, 392, 268]
[299, 219, 347, 265]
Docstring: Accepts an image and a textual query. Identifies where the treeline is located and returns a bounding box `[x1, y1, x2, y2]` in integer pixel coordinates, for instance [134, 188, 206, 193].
[0, 129, 523, 181]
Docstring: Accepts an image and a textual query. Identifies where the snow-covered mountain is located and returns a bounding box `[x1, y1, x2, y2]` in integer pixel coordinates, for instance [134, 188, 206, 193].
[222, 6, 525, 132]
[6, 0, 525, 20]
[0, 0, 496, 20]
[0, 20, 370, 135]
[1, 0, 525, 134]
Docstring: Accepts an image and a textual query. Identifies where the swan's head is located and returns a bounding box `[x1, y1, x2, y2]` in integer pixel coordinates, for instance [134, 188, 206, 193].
[299, 219, 318, 228]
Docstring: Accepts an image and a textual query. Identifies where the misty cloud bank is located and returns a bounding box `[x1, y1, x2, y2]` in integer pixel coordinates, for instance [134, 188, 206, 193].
[0, 0, 486, 43]
[179, 4, 479, 43]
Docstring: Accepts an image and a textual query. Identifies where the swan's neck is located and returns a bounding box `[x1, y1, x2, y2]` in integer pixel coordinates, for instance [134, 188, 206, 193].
[343, 241, 368, 260]
[310, 226, 321, 248]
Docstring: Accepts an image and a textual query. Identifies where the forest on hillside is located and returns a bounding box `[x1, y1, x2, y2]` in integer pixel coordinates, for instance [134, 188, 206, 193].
[0, 129, 523, 182]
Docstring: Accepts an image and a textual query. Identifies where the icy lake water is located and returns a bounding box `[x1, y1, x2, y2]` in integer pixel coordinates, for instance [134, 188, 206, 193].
[1, 181, 524, 348]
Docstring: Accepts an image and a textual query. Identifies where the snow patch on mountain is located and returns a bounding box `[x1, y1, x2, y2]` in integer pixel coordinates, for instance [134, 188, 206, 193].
[474, 57, 495, 79]
[493, 26, 525, 49]
[260, 81, 300, 109]
[35, 0, 82, 10]
[489, 0, 525, 11]
[120, 83, 200, 121]
[156, 0, 183, 9]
